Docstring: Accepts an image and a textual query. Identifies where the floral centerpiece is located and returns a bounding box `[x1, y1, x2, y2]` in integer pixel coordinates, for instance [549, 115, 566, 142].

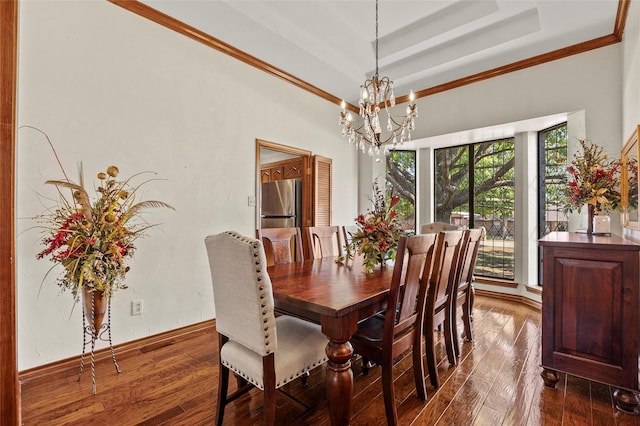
[562, 139, 620, 233]
[36, 164, 174, 302]
[345, 180, 404, 273]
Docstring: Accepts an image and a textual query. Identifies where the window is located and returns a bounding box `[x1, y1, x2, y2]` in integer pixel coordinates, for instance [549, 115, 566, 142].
[538, 123, 568, 236]
[386, 151, 416, 233]
[435, 139, 515, 280]
[538, 123, 568, 283]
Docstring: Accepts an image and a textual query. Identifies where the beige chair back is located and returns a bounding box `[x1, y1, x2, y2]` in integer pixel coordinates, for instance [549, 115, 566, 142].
[205, 231, 276, 356]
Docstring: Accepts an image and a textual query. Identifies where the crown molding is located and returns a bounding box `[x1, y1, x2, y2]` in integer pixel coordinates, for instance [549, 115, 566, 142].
[110, 0, 629, 111]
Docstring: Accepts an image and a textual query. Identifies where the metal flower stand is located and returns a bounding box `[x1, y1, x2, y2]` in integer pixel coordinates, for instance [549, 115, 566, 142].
[77, 293, 121, 394]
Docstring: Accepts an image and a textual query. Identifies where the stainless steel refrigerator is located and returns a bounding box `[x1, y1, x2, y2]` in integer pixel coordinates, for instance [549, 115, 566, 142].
[260, 178, 302, 228]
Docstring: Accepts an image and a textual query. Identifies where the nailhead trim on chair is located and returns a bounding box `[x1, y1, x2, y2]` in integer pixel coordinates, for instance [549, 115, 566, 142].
[218, 232, 328, 389]
[223, 231, 275, 354]
[221, 358, 329, 389]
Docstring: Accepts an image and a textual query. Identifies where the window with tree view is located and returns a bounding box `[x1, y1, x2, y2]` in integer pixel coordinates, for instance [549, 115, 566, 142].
[538, 124, 568, 236]
[386, 151, 416, 233]
[435, 139, 515, 280]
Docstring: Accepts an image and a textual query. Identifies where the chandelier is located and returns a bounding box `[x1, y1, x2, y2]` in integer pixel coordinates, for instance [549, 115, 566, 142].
[339, 0, 418, 157]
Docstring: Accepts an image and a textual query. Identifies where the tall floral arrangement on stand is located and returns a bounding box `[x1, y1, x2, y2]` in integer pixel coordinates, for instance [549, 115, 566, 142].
[562, 139, 620, 234]
[36, 163, 174, 301]
[29, 128, 174, 394]
[346, 180, 404, 273]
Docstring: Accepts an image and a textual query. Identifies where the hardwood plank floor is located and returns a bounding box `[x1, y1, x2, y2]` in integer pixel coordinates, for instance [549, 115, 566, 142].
[20, 296, 640, 425]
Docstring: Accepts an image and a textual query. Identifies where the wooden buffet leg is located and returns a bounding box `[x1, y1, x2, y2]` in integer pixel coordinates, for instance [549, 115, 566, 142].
[540, 368, 559, 388]
[613, 389, 640, 414]
[325, 339, 354, 425]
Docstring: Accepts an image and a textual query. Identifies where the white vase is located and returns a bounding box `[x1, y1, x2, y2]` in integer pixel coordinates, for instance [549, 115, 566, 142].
[593, 214, 611, 234]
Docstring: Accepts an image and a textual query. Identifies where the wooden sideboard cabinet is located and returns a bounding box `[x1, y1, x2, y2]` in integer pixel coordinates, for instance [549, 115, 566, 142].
[538, 232, 640, 413]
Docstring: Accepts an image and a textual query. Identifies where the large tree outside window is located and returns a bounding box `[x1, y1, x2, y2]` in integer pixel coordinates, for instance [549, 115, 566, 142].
[386, 151, 416, 233]
[435, 139, 516, 280]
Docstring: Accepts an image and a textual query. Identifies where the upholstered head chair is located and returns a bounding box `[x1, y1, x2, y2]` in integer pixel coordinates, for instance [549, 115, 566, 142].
[205, 231, 328, 425]
[420, 222, 461, 234]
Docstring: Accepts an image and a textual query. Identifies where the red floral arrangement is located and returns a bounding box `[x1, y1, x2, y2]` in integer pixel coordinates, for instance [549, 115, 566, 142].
[563, 139, 621, 215]
[346, 179, 404, 273]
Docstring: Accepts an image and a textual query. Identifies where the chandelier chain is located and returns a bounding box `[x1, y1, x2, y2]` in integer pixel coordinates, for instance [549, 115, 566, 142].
[375, 0, 379, 77]
[338, 0, 418, 157]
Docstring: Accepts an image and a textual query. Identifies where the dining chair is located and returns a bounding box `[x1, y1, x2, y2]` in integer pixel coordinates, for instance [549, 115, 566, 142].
[424, 229, 465, 389]
[257, 227, 304, 266]
[205, 231, 328, 426]
[420, 222, 461, 234]
[452, 228, 484, 356]
[305, 225, 343, 258]
[350, 233, 439, 426]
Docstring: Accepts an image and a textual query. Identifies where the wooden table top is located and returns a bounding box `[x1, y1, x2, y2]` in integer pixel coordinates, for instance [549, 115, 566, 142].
[267, 256, 395, 318]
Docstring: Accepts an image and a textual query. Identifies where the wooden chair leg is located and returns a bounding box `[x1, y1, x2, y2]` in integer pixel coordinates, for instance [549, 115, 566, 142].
[216, 362, 229, 426]
[263, 354, 277, 426]
[361, 357, 375, 375]
[463, 286, 475, 341]
[381, 356, 399, 426]
[424, 316, 440, 388]
[444, 305, 457, 366]
[412, 336, 427, 400]
[452, 301, 461, 357]
[234, 373, 248, 388]
[300, 370, 310, 386]
[264, 386, 276, 426]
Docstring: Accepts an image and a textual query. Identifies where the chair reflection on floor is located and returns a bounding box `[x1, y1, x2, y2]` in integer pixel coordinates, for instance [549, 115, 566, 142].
[350, 233, 439, 425]
[257, 227, 304, 266]
[204, 231, 328, 426]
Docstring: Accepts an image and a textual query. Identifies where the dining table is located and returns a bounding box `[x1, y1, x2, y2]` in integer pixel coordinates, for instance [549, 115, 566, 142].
[267, 255, 396, 426]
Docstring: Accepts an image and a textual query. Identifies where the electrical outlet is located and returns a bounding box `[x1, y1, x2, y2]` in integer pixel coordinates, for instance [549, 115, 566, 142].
[131, 300, 143, 316]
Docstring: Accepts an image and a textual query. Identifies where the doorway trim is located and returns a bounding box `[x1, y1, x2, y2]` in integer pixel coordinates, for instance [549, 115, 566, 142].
[1, 1, 19, 424]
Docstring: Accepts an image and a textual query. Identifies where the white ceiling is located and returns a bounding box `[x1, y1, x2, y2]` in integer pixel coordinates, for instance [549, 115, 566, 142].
[140, 0, 619, 106]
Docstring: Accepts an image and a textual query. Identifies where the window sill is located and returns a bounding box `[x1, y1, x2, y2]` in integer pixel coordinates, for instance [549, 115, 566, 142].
[474, 276, 519, 289]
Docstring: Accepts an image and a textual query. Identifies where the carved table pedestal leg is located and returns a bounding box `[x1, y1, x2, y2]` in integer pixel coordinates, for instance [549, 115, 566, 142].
[325, 339, 353, 426]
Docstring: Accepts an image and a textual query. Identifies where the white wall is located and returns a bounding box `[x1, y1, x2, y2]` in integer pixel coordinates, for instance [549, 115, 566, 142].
[16, 1, 357, 370]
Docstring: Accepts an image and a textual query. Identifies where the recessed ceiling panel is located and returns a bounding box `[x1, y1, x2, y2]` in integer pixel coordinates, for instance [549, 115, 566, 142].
[139, 0, 620, 104]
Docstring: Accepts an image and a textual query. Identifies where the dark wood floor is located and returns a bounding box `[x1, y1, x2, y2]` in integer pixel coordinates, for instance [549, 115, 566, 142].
[20, 295, 640, 425]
